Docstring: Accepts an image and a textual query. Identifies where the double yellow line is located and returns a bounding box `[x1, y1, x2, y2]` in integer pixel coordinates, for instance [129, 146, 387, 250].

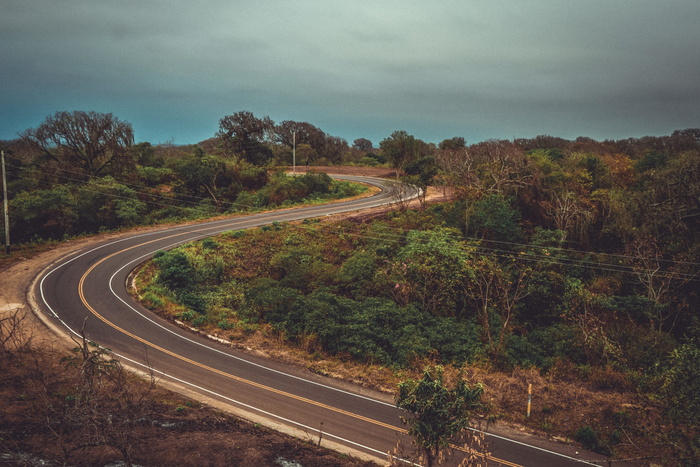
[77, 231, 521, 467]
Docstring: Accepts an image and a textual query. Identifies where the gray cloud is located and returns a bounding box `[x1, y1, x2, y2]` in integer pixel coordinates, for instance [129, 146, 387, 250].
[1, 0, 698, 145]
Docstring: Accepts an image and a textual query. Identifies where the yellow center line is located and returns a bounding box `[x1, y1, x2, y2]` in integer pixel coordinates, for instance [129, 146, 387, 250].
[77, 229, 521, 467]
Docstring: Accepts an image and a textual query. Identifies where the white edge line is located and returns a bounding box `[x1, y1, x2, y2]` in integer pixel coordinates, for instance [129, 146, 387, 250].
[107, 235, 397, 408]
[109, 352, 393, 460]
[36, 177, 596, 466]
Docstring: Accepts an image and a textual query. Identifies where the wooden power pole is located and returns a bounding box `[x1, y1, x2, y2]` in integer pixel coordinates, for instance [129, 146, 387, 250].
[1, 150, 9, 254]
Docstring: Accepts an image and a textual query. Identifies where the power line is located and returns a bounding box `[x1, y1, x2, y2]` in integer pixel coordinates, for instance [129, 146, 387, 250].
[286, 222, 700, 283]
[5, 155, 699, 281]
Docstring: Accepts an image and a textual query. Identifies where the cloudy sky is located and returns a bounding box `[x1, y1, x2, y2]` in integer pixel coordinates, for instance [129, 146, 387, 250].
[1, 1, 698, 146]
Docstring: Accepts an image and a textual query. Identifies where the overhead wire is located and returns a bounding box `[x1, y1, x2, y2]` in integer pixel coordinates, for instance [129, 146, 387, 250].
[296, 218, 700, 272]
[4, 157, 232, 211]
[287, 220, 700, 283]
[4, 156, 284, 214]
[4, 155, 699, 282]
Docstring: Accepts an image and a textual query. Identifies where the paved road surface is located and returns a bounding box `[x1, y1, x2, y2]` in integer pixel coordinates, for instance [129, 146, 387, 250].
[30, 176, 611, 466]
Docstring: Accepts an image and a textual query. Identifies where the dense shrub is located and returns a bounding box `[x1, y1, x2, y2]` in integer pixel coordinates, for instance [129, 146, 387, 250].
[153, 250, 195, 291]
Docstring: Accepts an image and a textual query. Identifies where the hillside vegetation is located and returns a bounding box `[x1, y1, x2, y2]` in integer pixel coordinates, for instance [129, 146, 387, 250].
[142, 132, 699, 463]
[2, 111, 699, 464]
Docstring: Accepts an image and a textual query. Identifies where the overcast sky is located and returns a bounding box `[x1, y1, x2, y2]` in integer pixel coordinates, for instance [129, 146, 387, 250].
[1, 1, 698, 146]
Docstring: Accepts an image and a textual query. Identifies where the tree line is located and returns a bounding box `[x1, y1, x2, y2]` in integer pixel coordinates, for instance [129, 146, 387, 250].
[0, 110, 374, 244]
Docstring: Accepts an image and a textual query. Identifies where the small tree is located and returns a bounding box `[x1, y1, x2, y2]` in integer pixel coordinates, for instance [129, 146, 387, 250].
[402, 155, 439, 209]
[394, 366, 488, 466]
[380, 130, 420, 178]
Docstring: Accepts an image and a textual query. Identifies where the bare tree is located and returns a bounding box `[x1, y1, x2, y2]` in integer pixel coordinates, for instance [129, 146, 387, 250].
[19, 321, 156, 466]
[626, 236, 696, 332]
[544, 191, 595, 243]
[387, 181, 413, 211]
[436, 140, 533, 197]
[466, 257, 532, 363]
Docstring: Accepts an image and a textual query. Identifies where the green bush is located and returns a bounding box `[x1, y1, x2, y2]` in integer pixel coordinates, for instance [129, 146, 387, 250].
[178, 310, 197, 321]
[142, 292, 165, 310]
[154, 250, 195, 291]
[218, 320, 234, 330]
[201, 237, 218, 250]
[574, 425, 599, 450]
[179, 291, 207, 314]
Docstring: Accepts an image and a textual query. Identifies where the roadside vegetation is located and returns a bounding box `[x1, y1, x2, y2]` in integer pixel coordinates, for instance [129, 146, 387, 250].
[2, 110, 699, 465]
[0, 310, 373, 467]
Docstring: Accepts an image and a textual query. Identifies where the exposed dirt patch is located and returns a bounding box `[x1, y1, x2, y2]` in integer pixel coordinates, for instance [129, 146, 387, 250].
[0, 336, 375, 467]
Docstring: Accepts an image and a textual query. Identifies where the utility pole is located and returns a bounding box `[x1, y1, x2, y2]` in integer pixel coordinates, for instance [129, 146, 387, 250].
[1, 150, 9, 254]
[292, 131, 296, 175]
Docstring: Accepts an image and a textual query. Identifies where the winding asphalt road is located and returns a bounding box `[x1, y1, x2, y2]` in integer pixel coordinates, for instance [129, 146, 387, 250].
[29, 175, 606, 466]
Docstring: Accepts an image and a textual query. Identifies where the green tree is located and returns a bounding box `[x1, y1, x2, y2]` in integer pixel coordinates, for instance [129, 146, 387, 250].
[352, 137, 373, 152]
[132, 141, 163, 168]
[172, 153, 232, 210]
[469, 193, 522, 243]
[389, 228, 472, 316]
[153, 250, 196, 292]
[380, 131, 421, 178]
[395, 366, 486, 467]
[273, 119, 348, 164]
[402, 155, 439, 208]
[438, 137, 465, 150]
[217, 111, 274, 165]
[10, 186, 78, 241]
[75, 177, 147, 231]
[337, 250, 378, 299]
[270, 246, 331, 292]
[20, 111, 135, 178]
[661, 343, 700, 460]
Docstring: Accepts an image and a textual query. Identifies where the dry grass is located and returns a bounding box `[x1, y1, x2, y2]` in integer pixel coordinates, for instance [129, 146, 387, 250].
[0, 309, 376, 467]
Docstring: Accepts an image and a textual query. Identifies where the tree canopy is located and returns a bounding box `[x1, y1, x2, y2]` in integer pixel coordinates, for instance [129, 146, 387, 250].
[20, 110, 135, 178]
[396, 366, 486, 467]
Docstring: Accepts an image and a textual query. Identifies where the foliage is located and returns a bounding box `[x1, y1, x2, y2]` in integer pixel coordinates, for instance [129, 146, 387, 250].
[396, 366, 485, 467]
[379, 130, 422, 176]
[662, 343, 700, 426]
[10, 185, 78, 240]
[217, 111, 274, 164]
[468, 193, 521, 243]
[573, 425, 599, 451]
[660, 343, 700, 461]
[11, 114, 700, 461]
[388, 227, 472, 316]
[402, 155, 439, 207]
[20, 110, 135, 178]
[153, 250, 195, 291]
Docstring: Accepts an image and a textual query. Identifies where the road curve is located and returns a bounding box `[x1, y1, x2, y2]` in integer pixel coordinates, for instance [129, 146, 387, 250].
[30, 175, 603, 466]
